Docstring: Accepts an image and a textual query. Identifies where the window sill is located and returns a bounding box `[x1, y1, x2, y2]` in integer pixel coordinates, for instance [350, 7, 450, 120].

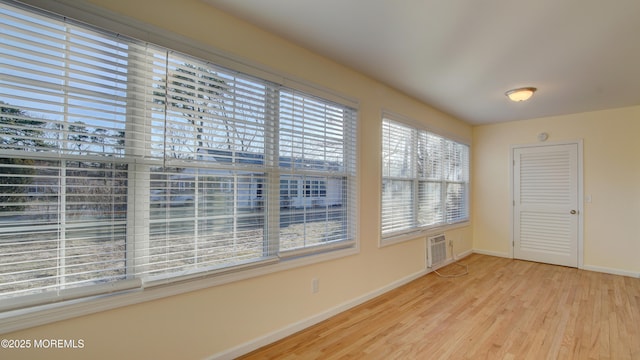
[379, 221, 470, 248]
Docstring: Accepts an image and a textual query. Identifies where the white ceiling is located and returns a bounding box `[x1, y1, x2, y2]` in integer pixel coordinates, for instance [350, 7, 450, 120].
[204, 0, 640, 125]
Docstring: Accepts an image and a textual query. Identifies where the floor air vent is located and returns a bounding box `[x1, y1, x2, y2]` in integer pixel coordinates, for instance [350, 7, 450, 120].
[427, 234, 447, 268]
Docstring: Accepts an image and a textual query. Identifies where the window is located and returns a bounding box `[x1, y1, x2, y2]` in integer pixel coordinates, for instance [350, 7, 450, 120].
[280, 179, 298, 199]
[381, 116, 469, 241]
[303, 180, 326, 198]
[0, 1, 357, 311]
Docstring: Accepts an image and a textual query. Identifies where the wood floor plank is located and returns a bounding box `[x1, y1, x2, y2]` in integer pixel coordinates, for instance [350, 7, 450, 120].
[237, 254, 640, 359]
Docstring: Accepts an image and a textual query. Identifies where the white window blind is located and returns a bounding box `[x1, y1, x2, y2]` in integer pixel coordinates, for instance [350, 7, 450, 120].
[142, 51, 279, 281]
[0, 1, 357, 310]
[278, 90, 357, 254]
[381, 117, 469, 240]
[381, 120, 415, 233]
[0, 3, 136, 303]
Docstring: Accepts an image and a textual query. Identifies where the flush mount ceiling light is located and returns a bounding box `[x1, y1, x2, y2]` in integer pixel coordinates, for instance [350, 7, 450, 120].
[505, 87, 537, 102]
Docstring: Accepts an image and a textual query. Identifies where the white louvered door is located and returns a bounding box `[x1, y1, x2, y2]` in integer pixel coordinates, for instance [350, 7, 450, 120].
[513, 143, 579, 267]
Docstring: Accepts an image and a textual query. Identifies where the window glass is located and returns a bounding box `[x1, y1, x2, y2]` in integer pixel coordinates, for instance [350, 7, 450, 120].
[381, 117, 469, 239]
[0, 1, 357, 308]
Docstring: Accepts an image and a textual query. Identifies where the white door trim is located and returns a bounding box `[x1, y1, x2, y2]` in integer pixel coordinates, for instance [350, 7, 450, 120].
[509, 140, 584, 269]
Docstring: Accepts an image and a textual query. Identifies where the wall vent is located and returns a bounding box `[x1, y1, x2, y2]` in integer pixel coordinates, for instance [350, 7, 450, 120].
[427, 234, 447, 268]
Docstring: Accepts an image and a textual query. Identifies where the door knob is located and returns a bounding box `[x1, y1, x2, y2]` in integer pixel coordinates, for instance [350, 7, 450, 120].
[570, 210, 577, 214]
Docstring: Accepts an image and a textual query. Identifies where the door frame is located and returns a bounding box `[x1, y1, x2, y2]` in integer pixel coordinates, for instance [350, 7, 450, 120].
[509, 140, 584, 269]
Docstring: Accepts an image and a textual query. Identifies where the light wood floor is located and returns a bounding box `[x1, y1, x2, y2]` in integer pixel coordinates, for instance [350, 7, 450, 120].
[238, 254, 640, 359]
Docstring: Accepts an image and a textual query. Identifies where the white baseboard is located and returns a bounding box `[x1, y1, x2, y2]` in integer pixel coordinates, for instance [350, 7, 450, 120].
[208, 268, 430, 360]
[472, 249, 511, 258]
[472, 249, 640, 278]
[581, 265, 640, 278]
[455, 249, 473, 260]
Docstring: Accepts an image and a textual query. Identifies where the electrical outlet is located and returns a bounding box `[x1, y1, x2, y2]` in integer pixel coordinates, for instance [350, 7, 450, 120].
[312, 278, 319, 293]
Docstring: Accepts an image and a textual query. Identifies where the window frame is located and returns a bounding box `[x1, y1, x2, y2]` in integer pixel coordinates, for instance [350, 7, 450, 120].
[0, 0, 359, 333]
[380, 112, 470, 246]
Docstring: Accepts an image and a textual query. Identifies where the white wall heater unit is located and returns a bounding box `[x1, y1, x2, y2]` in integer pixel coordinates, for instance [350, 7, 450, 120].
[427, 234, 447, 268]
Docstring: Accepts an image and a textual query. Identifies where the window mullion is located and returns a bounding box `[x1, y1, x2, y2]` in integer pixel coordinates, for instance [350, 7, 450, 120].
[59, 160, 67, 289]
[442, 180, 449, 224]
[126, 41, 155, 281]
[194, 170, 200, 266]
[266, 86, 280, 257]
[412, 128, 419, 229]
[440, 137, 448, 225]
[58, 22, 71, 289]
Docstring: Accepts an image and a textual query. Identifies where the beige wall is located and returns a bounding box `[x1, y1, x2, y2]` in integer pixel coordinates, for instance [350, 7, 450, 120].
[473, 106, 640, 275]
[4, 0, 472, 359]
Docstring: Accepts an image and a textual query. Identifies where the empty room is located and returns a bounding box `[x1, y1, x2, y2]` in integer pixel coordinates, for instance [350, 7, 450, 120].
[0, 0, 639, 359]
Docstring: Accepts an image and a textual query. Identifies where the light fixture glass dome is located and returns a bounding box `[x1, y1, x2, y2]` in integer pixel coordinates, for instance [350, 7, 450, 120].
[505, 87, 537, 102]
